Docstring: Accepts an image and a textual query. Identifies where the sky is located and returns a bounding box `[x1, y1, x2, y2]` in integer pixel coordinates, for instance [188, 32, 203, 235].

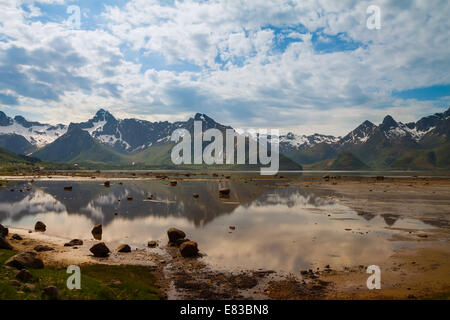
[0, 0, 449, 136]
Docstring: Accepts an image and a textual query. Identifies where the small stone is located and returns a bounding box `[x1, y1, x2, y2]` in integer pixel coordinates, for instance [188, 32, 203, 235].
[170, 180, 177, 186]
[179, 241, 199, 258]
[11, 234, 23, 241]
[23, 283, 36, 292]
[64, 239, 83, 247]
[63, 186, 72, 191]
[116, 244, 131, 253]
[34, 221, 46, 232]
[167, 227, 186, 243]
[34, 245, 54, 252]
[6, 251, 44, 269]
[15, 269, 32, 282]
[229, 226, 236, 230]
[0, 236, 13, 250]
[0, 224, 8, 237]
[42, 286, 60, 300]
[219, 188, 230, 196]
[90, 242, 110, 257]
[193, 193, 199, 198]
[147, 241, 158, 248]
[10, 280, 21, 287]
[104, 181, 110, 187]
[91, 224, 102, 240]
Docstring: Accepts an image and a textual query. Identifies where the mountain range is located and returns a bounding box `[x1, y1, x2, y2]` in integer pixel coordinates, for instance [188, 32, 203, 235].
[0, 107, 449, 170]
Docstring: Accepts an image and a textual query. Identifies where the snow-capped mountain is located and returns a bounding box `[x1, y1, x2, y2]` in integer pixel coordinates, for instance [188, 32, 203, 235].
[279, 132, 340, 150]
[0, 107, 448, 169]
[0, 111, 67, 153]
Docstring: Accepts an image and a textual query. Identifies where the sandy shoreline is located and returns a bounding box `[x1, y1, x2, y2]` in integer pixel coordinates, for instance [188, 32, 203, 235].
[1, 175, 449, 299]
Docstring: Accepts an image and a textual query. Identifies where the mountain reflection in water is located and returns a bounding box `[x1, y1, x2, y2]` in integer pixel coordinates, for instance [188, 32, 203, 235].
[0, 180, 435, 272]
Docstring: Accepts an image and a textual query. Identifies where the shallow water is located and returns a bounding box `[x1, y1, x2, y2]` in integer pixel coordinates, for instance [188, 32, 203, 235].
[0, 180, 436, 273]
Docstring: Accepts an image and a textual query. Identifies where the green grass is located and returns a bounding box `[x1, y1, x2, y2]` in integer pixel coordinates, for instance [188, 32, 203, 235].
[0, 249, 163, 300]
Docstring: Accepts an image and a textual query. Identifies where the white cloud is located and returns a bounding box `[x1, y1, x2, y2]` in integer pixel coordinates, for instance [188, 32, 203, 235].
[0, 0, 448, 136]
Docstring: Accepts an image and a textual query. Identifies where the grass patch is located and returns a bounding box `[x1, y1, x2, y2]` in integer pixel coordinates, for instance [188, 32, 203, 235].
[0, 249, 163, 300]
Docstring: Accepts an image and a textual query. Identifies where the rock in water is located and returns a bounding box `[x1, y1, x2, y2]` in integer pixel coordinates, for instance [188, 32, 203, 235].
[167, 227, 186, 243]
[6, 251, 44, 269]
[34, 221, 46, 232]
[179, 241, 199, 258]
[15, 269, 32, 282]
[34, 245, 54, 252]
[116, 244, 131, 253]
[90, 242, 110, 257]
[91, 224, 102, 240]
[0, 224, 8, 237]
[219, 188, 230, 196]
[147, 241, 158, 248]
[42, 286, 60, 300]
[0, 236, 13, 250]
[64, 239, 83, 247]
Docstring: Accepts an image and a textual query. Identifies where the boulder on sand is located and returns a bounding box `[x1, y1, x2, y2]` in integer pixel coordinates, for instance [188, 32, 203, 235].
[11, 234, 23, 241]
[34, 221, 46, 232]
[0, 236, 13, 250]
[0, 224, 8, 237]
[91, 224, 102, 240]
[179, 241, 199, 258]
[5, 251, 44, 269]
[90, 242, 110, 257]
[64, 239, 83, 247]
[167, 227, 186, 243]
[116, 244, 131, 253]
[147, 241, 158, 248]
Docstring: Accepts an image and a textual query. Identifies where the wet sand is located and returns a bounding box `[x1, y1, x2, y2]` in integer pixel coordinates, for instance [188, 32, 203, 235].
[1, 174, 449, 299]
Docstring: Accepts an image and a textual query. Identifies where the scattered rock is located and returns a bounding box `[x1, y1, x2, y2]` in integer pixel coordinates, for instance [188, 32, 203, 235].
[23, 283, 36, 292]
[42, 286, 60, 300]
[90, 242, 110, 257]
[219, 188, 230, 196]
[15, 269, 32, 282]
[0, 224, 8, 237]
[10, 280, 21, 287]
[0, 236, 13, 250]
[5, 251, 44, 269]
[167, 227, 186, 243]
[34, 245, 54, 252]
[91, 224, 102, 240]
[64, 239, 83, 247]
[147, 241, 158, 248]
[34, 221, 46, 232]
[11, 234, 23, 241]
[116, 244, 131, 253]
[179, 241, 199, 258]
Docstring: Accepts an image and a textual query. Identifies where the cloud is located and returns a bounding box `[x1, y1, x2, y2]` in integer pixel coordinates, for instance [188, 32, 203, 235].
[0, 0, 448, 135]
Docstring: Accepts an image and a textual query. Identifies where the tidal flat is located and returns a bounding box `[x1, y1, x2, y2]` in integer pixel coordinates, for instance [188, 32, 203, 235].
[0, 172, 449, 299]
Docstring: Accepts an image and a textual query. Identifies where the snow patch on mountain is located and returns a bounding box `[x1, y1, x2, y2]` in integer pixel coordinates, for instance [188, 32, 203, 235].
[0, 121, 67, 148]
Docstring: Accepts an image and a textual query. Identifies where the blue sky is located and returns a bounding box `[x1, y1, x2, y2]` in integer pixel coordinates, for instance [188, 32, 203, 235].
[0, 0, 449, 135]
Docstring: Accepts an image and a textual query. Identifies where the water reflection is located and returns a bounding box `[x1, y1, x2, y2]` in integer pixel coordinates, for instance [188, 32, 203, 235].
[0, 180, 436, 272]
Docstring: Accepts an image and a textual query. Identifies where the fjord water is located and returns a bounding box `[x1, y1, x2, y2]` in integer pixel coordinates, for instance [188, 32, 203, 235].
[0, 179, 435, 273]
